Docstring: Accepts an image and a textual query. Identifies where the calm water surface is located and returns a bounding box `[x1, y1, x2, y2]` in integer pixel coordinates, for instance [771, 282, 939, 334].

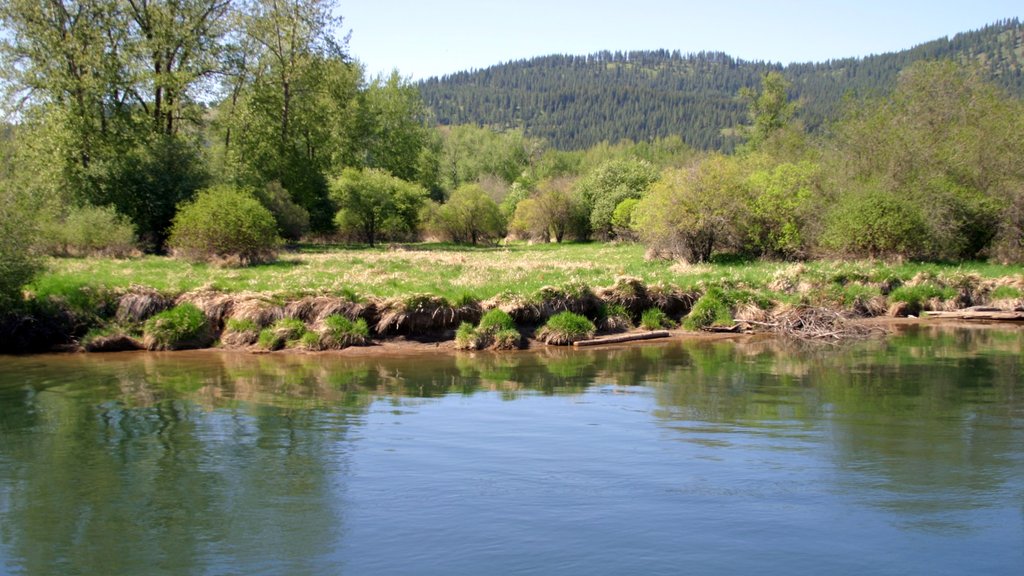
[0, 324, 1022, 575]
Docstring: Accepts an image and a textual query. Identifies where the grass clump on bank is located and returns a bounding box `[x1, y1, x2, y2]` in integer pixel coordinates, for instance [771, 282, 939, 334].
[455, 308, 521, 350]
[258, 318, 308, 351]
[536, 311, 596, 346]
[318, 314, 371, 349]
[143, 303, 211, 351]
[683, 288, 735, 331]
[640, 308, 676, 330]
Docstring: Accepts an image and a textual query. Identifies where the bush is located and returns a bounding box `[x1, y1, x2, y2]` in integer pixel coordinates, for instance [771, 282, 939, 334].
[683, 288, 734, 331]
[536, 311, 596, 345]
[640, 308, 676, 330]
[142, 303, 212, 351]
[37, 205, 137, 257]
[319, 314, 370, 349]
[822, 188, 930, 259]
[168, 185, 281, 265]
[0, 188, 41, 311]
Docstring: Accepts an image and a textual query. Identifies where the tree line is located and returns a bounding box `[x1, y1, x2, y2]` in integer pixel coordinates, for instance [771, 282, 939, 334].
[1, 2, 1024, 311]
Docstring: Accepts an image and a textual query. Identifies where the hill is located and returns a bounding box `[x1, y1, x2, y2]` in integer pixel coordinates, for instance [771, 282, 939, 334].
[418, 19, 1024, 151]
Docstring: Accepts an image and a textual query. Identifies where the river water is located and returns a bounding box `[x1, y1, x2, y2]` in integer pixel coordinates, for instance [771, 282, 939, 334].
[0, 324, 1022, 575]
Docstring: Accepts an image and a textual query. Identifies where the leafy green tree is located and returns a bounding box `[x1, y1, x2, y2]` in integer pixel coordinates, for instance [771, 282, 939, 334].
[330, 168, 427, 246]
[254, 181, 310, 241]
[438, 125, 534, 191]
[574, 157, 659, 239]
[633, 155, 748, 262]
[354, 71, 432, 182]
[425, 184, 505, 245]
[832, 61, 1024, 260]
[740, 71, 796, 147]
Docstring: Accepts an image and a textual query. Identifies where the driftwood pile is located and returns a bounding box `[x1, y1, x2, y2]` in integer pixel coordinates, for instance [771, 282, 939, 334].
[739, 306, 883, 341]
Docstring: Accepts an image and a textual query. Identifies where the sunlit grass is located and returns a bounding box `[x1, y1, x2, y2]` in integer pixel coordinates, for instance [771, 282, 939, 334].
[33, 242, 1024, 302]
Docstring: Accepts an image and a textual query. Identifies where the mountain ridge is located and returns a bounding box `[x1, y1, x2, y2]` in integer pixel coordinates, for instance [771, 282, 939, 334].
[417, 19, 1024, 151]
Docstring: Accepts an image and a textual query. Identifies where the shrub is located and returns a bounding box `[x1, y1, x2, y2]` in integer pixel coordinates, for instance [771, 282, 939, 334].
[142, 303, 212, 351]
[0, 188, 41, 311]
[536, 311, 596, 345]
[299, 331, 322, 350]
[168, 185, 281, 265]
[640, 308, 676, 330]
[683, 288, 734, 331]
[319, 314, 370, 349]
[822, 187, 930, 259]
[38, 205, 137, 257]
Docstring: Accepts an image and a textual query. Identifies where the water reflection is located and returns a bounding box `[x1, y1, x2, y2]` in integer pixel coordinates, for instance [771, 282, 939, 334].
[0, 324, 1021, 574]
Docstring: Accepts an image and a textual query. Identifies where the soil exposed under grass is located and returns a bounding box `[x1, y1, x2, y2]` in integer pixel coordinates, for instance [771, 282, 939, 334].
[7, 242, 1024, 354]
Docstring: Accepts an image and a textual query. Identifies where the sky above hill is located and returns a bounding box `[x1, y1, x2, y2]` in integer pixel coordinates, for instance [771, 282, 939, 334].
[341, 0, 1024, 80]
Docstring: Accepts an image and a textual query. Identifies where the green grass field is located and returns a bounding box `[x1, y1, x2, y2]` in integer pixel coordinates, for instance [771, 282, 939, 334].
[30, 242, 1024, 304]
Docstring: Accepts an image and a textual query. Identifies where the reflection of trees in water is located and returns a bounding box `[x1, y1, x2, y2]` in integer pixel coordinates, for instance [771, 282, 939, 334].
[0, 353, 359, 575]
[646, 325, 1024, 533]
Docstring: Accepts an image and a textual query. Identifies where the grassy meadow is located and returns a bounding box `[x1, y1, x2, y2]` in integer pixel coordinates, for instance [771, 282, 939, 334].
[31, 242, 1024, 305]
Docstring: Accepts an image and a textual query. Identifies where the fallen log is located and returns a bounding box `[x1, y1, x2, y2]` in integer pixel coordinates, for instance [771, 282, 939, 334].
[573, 330, 671, 347]
[924, 309, 1024, 321]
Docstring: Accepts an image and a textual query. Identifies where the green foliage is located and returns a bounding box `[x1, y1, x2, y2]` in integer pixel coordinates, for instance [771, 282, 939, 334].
[990, 285, 1022, 300]
[225, 318, 260, 333]
[455, 309, 520, 350]
[575, 158, 659, 239]
[683, 288, 734, 331]
[610, 198, 640, 240]
[510, 177, 586, 243]
[254, 181, 310, 241]
[889, 284, 956, 306]
[746, 161, 819, 259]
[424, 184, 506, 245]
[597, 302, 632, 332]
[330, 168, 428, 246]
[634, 154, 749, 262]
[822, 187, 930, 259]
[37, 204, 136, 258]
[537, 311, 596, 345]
[740, 72, 797, 148]
[438, 125, 532, 190]
[420, 22, 1024, 151]
[142, 303, 211, 351]
[319, 314, 370, 349]
[831, 61, 1024, 260]
[168, 185, 281, 265]
[257, 317, 309, 351]
[640, 308, 676, 330]
[0, 186, 41, 310]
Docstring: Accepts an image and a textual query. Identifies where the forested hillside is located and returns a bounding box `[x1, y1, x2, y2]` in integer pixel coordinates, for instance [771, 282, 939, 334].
[419, 19, 1024, 150]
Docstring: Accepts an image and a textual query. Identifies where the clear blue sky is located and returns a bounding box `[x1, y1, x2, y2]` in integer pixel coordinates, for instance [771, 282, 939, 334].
[339, 0, 1024, 80]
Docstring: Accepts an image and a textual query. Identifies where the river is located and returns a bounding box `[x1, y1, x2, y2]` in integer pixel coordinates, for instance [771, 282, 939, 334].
[0, 323, 1022, 575]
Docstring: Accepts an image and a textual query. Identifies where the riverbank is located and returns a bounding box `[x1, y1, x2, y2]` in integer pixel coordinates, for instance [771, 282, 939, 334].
[3, 267, 1023, 355]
